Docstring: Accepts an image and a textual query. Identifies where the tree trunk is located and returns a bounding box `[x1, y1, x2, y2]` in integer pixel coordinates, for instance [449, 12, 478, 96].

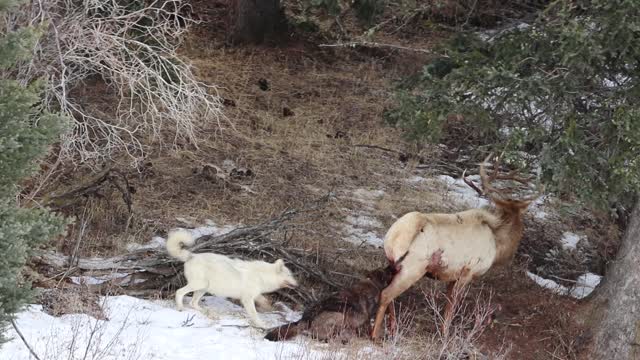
[227, 0, 284, 45]
[587, 203, 640, 359]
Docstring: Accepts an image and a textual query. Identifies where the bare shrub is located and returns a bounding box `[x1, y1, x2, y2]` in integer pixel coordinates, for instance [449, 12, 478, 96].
[424, 286, 508, 359]
[3, 0, 224, 165]
[269, 296, 499, 360]
[13, 296, 146, 360]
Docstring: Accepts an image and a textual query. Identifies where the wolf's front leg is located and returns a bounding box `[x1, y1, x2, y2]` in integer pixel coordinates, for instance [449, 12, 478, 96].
[242, 296, 268, 329]
[255, 295, 273, 312]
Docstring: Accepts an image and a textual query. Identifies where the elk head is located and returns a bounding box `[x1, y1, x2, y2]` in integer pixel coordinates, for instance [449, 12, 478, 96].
[463, 153, 543, 208]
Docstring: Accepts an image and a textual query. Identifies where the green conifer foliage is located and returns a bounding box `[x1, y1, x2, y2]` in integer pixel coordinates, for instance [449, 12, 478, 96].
[388, 0, 640, 210]
[0, 0, 66, 345]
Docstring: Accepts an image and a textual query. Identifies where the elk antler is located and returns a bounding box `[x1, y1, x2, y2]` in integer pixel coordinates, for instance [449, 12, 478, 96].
[479, 153, 506, 201]
[461, 168, 484, 197]
[477, 153, 543, 203]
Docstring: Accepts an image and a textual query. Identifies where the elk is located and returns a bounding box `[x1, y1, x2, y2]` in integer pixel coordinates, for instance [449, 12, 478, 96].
[370, 154, 540, 341]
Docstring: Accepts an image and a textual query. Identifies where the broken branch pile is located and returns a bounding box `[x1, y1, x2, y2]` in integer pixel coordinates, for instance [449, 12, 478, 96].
[33, 195, 341, 304]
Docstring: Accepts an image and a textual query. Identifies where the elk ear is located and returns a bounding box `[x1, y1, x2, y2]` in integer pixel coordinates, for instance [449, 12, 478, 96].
[275, 259, 285, 271]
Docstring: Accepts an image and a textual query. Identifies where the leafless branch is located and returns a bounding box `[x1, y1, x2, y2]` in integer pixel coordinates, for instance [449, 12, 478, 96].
[34, 195, 340, 303]
[3, 0, 226, 165]
[11, 319, 43, 360]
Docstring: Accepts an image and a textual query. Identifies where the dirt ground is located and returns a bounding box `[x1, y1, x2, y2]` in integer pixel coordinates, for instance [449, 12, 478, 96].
[30, 3, 618, 359]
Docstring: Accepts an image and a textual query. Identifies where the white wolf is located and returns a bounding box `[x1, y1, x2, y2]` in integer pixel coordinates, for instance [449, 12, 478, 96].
[166, 229, 298, 328]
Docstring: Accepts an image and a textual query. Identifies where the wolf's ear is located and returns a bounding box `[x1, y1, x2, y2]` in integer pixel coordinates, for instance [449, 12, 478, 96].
[275, 259, 285, 271]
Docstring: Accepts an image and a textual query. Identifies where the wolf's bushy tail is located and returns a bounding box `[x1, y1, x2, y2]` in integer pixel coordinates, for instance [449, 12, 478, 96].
[264, 321, 305, 341]
[166, 230, 196, 262]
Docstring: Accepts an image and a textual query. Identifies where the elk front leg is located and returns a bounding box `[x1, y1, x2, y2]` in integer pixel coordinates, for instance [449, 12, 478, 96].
[442, 281, 457, 335]
[441, 278, 470, 336]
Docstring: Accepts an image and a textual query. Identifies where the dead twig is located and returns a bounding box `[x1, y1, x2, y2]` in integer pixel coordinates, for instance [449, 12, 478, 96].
[462, 169, 484, 197]
[319, 41, 442, 55]
[353, 144, 403, 155]
[11, 319, 43, 360]
[44, 166, 133, 212]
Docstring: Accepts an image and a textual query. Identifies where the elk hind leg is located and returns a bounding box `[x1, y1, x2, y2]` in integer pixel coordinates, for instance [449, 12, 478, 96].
[386, 300, 397, 337]
[372, 269, 425, 341]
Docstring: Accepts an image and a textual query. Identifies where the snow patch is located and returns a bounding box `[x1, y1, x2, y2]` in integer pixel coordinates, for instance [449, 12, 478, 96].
[528, 195, 550, 220]
[126, 236, 166, 251]
[351, 188, 385, 203]
[436, 174, 490, 208]
[560, 232, 583, 250]
[190, 223, 236, 239]
[602, 74, 631, 88]
[343, 214, 384, 247]
[527, 272, 602, 300]
[477, 22, 532, 43]
[345, 215, 383, 229]
[343, 225, 384, 248]
[527, 272, 568, 296]
[570, 273, 602, 299]
[340, 189, 386, 247]
[407, 175, 428, 183]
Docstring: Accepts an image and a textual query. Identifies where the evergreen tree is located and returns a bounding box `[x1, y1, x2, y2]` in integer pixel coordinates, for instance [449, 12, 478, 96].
[388, 0, 640, 211]
[0, 0, 66, 345]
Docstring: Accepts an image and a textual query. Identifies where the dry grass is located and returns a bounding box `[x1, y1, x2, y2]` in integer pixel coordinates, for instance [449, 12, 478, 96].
[42, 23, 448, 260]
[38, 288, 106, 320]
[26, 6, 622, 358]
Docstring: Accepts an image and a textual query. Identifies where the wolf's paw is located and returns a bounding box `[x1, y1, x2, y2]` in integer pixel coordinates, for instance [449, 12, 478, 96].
[191, 305, 205, 313]
[203, 309, 219, 319]
[273, 302, 289, 311]
[257, 303, 273, 312]
[251, 320, 269, 329]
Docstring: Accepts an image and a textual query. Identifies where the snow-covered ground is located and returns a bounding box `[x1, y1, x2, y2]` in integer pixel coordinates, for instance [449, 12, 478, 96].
[342, 214, 385, 248]
[1, 295, 364, 360]
[341, 188, 386, 247]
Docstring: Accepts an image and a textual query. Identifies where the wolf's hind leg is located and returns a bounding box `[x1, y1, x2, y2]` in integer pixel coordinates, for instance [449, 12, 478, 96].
[190, 290, 206, 312]
[175, 283, 199, 311]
